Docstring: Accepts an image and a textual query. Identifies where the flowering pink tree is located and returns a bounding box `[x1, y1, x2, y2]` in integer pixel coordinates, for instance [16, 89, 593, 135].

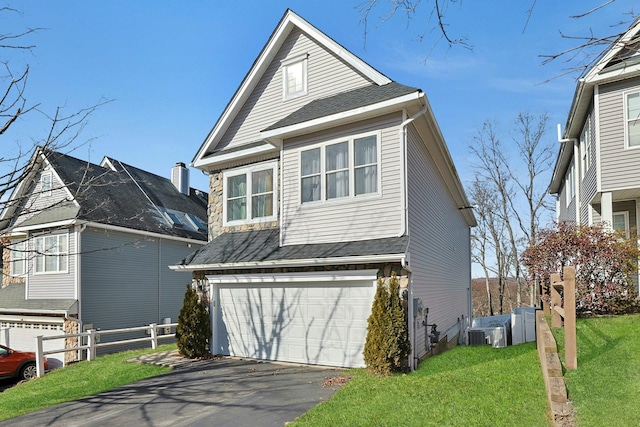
[521, 222, 639, 316]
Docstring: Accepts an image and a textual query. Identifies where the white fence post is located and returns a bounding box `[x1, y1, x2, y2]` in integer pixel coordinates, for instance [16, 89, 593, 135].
[87, 329, 96, 361]
[150, 323, 158, 349]
[36, 335, 45, 377]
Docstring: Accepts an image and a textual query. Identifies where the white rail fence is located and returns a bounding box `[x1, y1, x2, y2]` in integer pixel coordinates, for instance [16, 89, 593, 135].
[35, 322, 178, 377]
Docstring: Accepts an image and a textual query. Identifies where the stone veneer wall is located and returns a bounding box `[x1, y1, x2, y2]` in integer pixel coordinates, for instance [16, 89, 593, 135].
[1, 237, 25, 288]
[64, 318, 79, 364]
[208, 159, 280, 239]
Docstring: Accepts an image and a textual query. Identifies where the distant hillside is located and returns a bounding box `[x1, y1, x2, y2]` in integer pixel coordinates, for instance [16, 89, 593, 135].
[471, 278, 536, 317]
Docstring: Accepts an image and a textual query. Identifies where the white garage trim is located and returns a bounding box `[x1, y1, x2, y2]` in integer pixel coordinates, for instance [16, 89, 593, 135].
[207, 270, 378, 368]
[0, 315, 67, 368]
[206, 270, 379, 284]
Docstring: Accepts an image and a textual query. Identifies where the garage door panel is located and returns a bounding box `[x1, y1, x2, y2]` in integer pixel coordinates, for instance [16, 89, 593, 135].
[216, 278, 375, 368]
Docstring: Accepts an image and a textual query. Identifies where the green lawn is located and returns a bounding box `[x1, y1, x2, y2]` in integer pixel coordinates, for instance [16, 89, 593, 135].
[0, 344, 173, 421]
[553, 314, 640, 427]
[291, 343, 549, 427]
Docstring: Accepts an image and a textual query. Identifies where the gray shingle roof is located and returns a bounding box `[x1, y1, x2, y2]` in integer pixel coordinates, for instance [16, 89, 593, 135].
[0, 283, 77, 312]
[39, 150, 208, 241]
[263, 82, 419, 131]
[180, 228, 409, 266]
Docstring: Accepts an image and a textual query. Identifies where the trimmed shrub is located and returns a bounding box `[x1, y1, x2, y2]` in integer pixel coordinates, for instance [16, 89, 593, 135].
[176, 284, 211, 358]
[364, 273, 411, 374]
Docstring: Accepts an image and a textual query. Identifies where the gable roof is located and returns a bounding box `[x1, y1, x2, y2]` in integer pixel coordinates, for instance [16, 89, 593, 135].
[551, 18, 640, 193]
[1, 149, 208, 241]
[192, 9, 392, 169]
[173, 228, 409, 270]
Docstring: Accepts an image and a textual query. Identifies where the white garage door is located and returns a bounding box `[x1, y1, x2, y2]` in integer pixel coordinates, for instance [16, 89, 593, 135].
[0, 316, 66, 368]
[209, 270, 377, 368]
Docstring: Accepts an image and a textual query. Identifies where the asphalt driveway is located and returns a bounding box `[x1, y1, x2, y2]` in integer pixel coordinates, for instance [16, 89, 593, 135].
[0, 356, 345, 427]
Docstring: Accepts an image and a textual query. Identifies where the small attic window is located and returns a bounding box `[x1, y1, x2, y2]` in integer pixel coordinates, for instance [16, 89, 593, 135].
[40, 172, 52, 196]
[282, 54, 308, 100]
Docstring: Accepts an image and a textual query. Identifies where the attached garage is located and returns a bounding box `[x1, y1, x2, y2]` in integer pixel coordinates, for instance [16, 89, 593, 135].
[208, 270, 377, 368]
[0, 315, 66, 367]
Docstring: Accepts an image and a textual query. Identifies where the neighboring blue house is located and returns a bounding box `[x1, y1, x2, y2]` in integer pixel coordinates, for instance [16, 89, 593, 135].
[0, 148, 208, 366]
[172, 10, 476, 369]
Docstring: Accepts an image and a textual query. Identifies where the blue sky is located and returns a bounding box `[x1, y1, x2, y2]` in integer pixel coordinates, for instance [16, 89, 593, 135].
[2, 1, 634, 193]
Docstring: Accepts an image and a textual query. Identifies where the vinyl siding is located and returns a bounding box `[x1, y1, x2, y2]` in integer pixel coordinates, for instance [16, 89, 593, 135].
[405, 124, 471, 357]
[599, 77, 640, 191]
[556, 181, 575, 223]
[11, 166, 71, 228]
[581, 112, 598, 223]
[216, 28, 374, 153]
[281, 113, 403, 245]
[27, 228, 76, 299]
[80, 227, 196, 334]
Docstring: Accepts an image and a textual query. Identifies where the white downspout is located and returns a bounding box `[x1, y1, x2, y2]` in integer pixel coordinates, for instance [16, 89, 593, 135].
[398, 98, 428, 237]
[401, 255, 415, 370]
[279, 143, 284, 247]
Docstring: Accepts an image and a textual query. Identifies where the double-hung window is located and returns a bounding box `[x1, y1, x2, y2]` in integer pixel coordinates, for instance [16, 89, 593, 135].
[282, 54, 308, 100]
[34, 234, 68, 274]
[300, 132, 380, 203]
[223, 161, 277, 225]
[626, 91, 640, 148]
[9, 240, 27, 276]
[565, 162, 575, 208]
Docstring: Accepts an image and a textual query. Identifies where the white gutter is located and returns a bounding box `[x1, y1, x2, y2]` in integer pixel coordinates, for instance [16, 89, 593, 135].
[169, 253, 407, 272]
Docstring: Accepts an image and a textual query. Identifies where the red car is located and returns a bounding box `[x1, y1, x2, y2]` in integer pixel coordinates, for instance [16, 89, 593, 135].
[0, 344, 48, 381]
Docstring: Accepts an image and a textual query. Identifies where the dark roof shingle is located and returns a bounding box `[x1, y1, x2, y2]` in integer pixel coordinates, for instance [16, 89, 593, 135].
[264, 82, 419, 131]
[180, 228, 409, 266]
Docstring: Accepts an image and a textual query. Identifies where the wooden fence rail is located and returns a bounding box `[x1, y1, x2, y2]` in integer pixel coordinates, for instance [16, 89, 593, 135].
[549, 266, 577, 370]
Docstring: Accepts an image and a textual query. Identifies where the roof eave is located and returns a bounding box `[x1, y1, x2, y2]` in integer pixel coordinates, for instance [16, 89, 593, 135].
[261, 91, 423, 143]
[169, 253, 407, 272]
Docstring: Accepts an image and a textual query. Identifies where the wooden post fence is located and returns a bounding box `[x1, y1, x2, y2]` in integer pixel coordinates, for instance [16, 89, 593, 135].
[550, 266, 577, 370]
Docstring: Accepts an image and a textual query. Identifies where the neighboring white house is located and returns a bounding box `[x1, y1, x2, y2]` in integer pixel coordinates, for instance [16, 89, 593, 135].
[172, 9, 476, 369]
[550, 17, 640, 292]
[0, 148, 208, 366]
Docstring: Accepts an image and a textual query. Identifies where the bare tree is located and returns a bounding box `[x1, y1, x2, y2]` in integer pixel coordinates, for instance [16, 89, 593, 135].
[357, 1, 637, 77]
[0, 8, 109, 277]
[468, 113, 553, 310]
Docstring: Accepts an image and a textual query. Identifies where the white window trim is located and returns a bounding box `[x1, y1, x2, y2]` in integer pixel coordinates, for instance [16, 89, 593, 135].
[33, 233, 69, 275]
[222, 161, 278, 227]
[9, 240, 27, 277]
[624, 90, 640, 149]
[40, 171, 52, 196]
[299, 130, 382, 205]
[580, 118, 591, 179]
[565, 162, 575, 208]
[282, 53, 308, 100]
[613, 211, 630, 238]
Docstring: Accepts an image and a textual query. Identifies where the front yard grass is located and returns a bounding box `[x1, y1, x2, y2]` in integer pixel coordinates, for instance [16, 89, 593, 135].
[553, 314, 640, 427]
[291, 342, 549, 427]
[0, 344, 174, 421]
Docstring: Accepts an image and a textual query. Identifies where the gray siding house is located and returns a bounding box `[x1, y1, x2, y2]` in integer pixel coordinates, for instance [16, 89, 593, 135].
[0, 149, 208, 366]
[550, 18, 640, 292]
[173, 10, 476, 369]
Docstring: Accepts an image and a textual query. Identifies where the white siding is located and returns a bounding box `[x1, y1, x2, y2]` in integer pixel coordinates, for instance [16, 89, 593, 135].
[11, 166, 70, 228]
[281, 113, 403, 245]
[405, 125, 471, 357]
[217, 28, 374, 152]
[27, 229, 76, 299]
[599, 77, 640, 191]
